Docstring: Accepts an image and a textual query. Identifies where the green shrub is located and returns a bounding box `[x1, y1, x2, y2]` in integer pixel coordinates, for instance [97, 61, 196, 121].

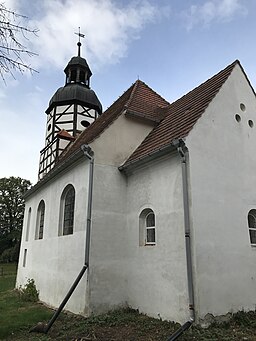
[18, 278, 39, 302]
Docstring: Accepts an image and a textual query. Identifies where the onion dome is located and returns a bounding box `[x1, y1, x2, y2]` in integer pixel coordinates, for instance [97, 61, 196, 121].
[46, 41, 102, 115]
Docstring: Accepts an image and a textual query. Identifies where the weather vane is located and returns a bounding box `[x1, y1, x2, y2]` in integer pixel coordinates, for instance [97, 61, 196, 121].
[75, 27, 85, 56]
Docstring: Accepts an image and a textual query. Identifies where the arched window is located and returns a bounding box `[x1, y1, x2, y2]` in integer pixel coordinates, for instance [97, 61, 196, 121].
[139, 208, 156, 246]
[25, 207, 31, 241]
[36, 200, 45, 240]
[70, 69, 76, 82]
[59, 185, 75, 236]
[248, 209, 256, 245]
[79, 70, 85, 83]
[146, 211, 156, 244]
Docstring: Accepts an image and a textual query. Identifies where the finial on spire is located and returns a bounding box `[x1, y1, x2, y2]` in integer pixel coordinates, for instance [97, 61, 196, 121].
[75, 27, 85, 56]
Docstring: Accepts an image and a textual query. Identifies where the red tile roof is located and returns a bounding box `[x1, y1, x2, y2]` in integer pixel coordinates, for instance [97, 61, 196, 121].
[59, 79, 170, 161]
[125, 79, 170, 122]
[121, 60, 240, 168]
[57, 129, 75, 141]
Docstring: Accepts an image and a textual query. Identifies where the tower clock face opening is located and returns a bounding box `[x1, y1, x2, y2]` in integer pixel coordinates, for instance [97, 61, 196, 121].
[81, 120, 90, 128]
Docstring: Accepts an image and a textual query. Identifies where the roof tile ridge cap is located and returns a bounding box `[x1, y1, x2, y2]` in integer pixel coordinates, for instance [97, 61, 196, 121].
[124, 80, 140, 109]
[169, 60, 238, 108]
[139, 80, 171, 106]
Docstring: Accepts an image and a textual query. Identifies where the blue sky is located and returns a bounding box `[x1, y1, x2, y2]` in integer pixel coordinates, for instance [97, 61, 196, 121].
[0, 0, 255, 183]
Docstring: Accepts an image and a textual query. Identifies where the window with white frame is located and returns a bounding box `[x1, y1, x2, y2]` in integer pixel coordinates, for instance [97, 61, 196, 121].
[248, 209, 256, 245]
[35, 200, 45, 240]
[139, 208, 156, 246]
[59, 184, 75, 236]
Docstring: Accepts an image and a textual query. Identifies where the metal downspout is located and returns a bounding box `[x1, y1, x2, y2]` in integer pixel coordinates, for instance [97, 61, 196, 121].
[30, 144, 94, 334]
[81, 144, 94, 268]
[167, 139, 195, 341]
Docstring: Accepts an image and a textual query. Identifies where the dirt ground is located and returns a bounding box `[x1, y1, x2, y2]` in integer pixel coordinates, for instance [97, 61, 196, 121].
[7, 308, 256, 341]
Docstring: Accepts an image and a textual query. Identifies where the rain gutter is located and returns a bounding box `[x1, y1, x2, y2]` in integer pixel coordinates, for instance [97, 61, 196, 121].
[166, 138, 195, 340]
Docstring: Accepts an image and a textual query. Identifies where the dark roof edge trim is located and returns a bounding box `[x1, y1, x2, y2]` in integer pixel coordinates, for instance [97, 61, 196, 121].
[237, 61, 256, 98]
[125, 110, 161, 124]
[119, 141, 178, 173]
[24, 148, 84, 199]
[46, 99, 102, 114]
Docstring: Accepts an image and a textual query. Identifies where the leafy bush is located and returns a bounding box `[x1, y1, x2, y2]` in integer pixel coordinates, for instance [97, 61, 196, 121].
[18, 278, 39, 302]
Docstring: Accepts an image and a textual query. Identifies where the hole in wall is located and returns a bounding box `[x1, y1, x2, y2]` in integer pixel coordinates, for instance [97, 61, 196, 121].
[240, 103, 246, 112]
[248, 120, 254, 128]
[81, 120, 90, 128]
[235, 114, 241, 122]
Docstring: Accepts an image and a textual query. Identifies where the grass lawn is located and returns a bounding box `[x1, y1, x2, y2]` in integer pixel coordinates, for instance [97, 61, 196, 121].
[1, 263, 256, 340]
[0, 263, 52, 340]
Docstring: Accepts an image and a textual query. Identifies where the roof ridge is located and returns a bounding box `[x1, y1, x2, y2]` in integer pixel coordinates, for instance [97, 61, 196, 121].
[124, 80, 140, 109]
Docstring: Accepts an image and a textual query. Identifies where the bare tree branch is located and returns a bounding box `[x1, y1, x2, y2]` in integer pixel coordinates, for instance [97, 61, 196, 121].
[0, 3, 38, 83]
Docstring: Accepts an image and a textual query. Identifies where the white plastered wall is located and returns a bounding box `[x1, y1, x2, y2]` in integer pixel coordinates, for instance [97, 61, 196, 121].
[186, 64, 256, 319]
[90, 113, 154, 166]
[88, 113, 189, 322]
[88, 163, 129, 313]
[89, 152, 189, 323]
[87, 113, 156, 314]
[16, 160, 90, 315]
[125, 156, 189, 323]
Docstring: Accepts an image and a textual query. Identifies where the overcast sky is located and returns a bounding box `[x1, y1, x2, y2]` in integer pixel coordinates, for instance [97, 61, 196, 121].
[0, 0, 255, 184]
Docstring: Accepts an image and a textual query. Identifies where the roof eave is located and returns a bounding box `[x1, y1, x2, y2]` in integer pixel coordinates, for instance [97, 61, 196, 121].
[24, 148, 84, 199]
[119, 141, 178, 174]
[125, 109, 160, 125]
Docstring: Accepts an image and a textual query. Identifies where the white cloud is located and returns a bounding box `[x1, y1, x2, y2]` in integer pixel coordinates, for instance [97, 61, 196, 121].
[16, 0, 162, 72]
[184, 0, 247, 30]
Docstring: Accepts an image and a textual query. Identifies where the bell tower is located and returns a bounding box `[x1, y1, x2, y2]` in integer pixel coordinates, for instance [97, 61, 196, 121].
[39, 35, 102, 179]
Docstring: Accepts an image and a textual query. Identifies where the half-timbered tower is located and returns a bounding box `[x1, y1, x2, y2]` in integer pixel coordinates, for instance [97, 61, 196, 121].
[38, 42, 102, 179]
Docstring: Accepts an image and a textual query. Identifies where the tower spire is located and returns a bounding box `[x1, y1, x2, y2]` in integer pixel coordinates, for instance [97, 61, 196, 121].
[75, 27, 85, 57]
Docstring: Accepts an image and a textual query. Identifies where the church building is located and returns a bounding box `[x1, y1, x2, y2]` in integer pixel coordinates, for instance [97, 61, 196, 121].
[16, 41, 256, 325]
